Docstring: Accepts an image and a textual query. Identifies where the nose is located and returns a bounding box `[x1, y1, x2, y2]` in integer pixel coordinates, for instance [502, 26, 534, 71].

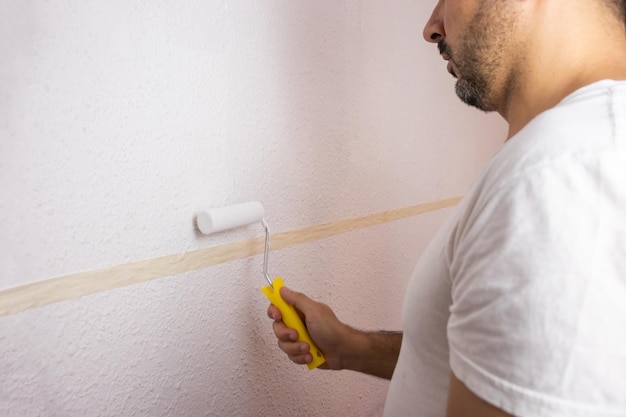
[423, 0, 445, 43]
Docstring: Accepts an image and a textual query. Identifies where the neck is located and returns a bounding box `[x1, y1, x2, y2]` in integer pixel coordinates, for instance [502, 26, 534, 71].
[501, 1, 626, 140]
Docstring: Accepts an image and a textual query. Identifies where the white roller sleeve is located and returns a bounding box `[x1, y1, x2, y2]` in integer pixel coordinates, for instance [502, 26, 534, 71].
[196, 202, 265, 235]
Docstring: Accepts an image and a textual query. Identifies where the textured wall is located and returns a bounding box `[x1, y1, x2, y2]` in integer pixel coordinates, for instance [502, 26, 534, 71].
[0, 1, 505, 416]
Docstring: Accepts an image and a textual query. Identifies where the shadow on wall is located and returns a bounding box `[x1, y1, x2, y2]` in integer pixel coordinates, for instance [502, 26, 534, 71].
[264, 0, 454, 225]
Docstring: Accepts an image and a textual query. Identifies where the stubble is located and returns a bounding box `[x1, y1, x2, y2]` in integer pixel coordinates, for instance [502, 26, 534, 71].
[441, 1, 524, 113]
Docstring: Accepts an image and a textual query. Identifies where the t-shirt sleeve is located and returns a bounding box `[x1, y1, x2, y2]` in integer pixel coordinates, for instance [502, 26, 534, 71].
[447, 158, 626, 417]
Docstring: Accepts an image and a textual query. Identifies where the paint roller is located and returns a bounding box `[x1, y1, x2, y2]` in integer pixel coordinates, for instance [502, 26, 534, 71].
[195, 202, 326, 370]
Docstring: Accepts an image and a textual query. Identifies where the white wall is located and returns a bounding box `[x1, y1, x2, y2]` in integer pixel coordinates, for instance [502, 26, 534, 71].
[0, 1, 506, 416]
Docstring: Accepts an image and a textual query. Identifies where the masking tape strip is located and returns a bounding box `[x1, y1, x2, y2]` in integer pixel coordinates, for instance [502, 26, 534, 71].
[0, 197, 461, 317]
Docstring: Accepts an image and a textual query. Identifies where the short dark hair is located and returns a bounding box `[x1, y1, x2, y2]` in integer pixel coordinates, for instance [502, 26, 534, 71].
[611, 0, 626, 22]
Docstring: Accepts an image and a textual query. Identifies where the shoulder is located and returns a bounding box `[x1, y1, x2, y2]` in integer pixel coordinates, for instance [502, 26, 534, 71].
[445, 81, 626, 417]
[453, 80, 626, 250]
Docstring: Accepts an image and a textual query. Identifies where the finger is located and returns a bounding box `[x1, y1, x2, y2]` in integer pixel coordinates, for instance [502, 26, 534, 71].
[267, 304, 281, 321]
[287, 352, 313, 366]
[278, 339, 311, 357]
[279, 286, 316, 315]
[273, 320, 299, 342]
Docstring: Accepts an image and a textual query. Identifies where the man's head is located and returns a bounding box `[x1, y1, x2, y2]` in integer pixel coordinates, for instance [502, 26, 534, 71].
[423, 0, 626, 119]
[423, 1, 527, 114]
[435, 3, 523, 113]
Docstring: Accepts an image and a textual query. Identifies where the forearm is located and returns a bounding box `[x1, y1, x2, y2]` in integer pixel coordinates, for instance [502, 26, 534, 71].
[268, 287, 402, 378]
[340, 328, 403, 379]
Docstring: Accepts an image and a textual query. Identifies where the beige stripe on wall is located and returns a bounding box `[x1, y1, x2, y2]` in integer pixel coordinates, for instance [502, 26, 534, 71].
[0, 197, 461, 318]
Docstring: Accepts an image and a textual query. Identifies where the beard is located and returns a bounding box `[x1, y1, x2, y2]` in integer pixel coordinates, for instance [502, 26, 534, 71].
[438, 39, 493, 111]
[438, 2, 520, 113]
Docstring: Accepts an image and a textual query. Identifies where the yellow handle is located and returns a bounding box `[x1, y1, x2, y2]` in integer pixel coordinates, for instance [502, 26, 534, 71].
[261, 277, 326, 370]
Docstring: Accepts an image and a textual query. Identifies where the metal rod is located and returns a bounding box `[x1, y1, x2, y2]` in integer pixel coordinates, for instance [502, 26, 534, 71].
[261, 219, 273, 289]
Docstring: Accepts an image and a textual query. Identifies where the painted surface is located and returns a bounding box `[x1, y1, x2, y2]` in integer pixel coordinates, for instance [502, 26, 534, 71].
[0, 1, 505, 416]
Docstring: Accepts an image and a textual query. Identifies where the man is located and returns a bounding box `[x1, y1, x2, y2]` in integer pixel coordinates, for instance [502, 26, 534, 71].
[268, 0, 626, 415]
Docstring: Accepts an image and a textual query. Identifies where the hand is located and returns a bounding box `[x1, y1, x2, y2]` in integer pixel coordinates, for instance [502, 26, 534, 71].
[267, 286, 350, 370]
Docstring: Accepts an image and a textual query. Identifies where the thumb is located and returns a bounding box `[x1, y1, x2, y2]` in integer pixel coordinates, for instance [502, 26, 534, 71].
[280, 286, 316, 314]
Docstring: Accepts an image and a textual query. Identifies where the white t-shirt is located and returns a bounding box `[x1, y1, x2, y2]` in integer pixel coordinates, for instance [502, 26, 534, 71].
[384, 80, 626, 417]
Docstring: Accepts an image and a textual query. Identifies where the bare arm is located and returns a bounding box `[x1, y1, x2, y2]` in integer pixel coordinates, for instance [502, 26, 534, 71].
[267, 286, 402, 379]
[268, 288, 514, 414]
[446, 373, 514, 417]
[340, 329, 402, 379]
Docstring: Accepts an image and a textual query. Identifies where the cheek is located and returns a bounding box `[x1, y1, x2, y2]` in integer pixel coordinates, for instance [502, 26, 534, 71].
[442, 1, 476, 41]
